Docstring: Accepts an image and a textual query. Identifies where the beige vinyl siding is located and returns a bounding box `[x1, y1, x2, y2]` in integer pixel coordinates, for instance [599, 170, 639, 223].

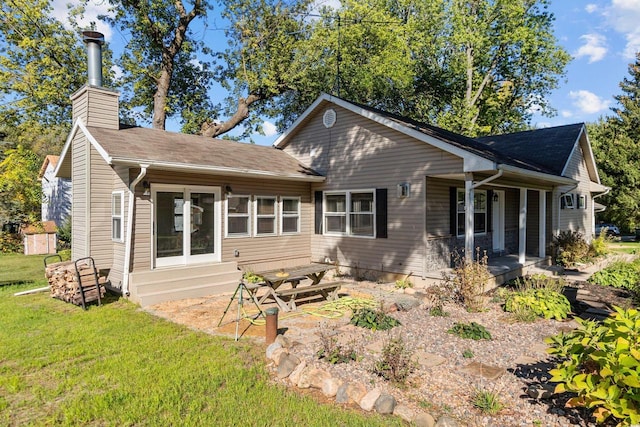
[70, 86, 119, 130]
[129, 170, 312, 273]
[87, 145, 116, 272]
[108, 166, 129, 288]
[558, 143, 593, 236]
[71, 133, 88, 259]
[285, 105, 464, 277]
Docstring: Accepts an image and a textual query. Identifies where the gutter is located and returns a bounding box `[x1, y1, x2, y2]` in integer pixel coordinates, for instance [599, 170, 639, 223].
[122, 164, 149, 296]
[471, 168, 503, 189]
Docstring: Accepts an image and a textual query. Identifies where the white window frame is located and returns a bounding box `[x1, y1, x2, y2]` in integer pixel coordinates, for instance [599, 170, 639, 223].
[280, 197, 301, 235]
[561, 193, 575, 209]
[324, 190, 376, 238]
[226, 195, 251, 238]
[111, 190, 124, 242]
[254, 196, 277, 236]
[456, 189, 487, 237]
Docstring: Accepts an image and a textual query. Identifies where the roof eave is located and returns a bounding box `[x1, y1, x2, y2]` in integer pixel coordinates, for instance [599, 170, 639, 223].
[498, 164, 576, 186]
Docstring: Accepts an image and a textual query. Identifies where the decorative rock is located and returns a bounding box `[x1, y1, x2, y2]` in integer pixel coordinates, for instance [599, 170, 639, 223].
[269, 347, 288, 365]
[277, 355, 298, 379]
[265, 341, 282, 359]
[374, 393, 396, 414]
[435, 416, 459, 427]
[346, 382, 367, 404]
[321, 377, 342, 398]
[298, 368, 330, 389]
[527, 383, 557, 400]
[288, 360, 306, 386]
[359, 388, 381, 412]
[413, 412, 436, 427]
[460, 362, 505, 380]
[414, 351, 447, 368]
[274, 334, 291, 348]
[335, 383, 349, 404]
[393, 404, 416, 423]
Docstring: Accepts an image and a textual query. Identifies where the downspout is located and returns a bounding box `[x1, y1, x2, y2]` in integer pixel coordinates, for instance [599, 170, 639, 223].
[471, 169, 503, 190]
[122, 164, 149, 296]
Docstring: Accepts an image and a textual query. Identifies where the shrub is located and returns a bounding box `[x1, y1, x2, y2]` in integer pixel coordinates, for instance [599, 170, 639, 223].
[350, 307, 401, 331]
[551, 230, 589, 267]
[316, 334, 357, 365]
[445, 249, 491, 312]
[0, 232, 23, 253]
[588, 260, 640, 290]
[503, 274, 571, 321]
[546, 307, 640, 425]
[472, 388, 504, 414]
[394, 274, 413, 289]
[372, 336, 415, 385]
[447, 322, 492, 340]
[57, 216, 72, 250]
[589, 230, 609, 258]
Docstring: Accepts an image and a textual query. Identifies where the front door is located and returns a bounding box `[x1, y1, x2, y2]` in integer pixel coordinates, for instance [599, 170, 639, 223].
[153, 185, 221, 267]
[492, 190, 505, 253]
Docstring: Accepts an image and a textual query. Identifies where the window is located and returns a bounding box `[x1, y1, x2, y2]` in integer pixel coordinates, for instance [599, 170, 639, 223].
[255, 196, 277, 236]
[561, 193, 575, 209]
[578, 195, 586, 209]
[112, 191, 124, 242]
[226, 196, 250, 237]
[456, 189, 486, 236]
[281, 197, 300, 234]
[324, 190, 375, 237]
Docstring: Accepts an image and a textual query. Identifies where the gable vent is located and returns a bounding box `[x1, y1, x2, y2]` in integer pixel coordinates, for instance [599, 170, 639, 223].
[323, 108, 337, 128]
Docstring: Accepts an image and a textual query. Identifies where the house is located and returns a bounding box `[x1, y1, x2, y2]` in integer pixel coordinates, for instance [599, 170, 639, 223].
[55, 31, 608, 306]
[39, 155, 71, 226]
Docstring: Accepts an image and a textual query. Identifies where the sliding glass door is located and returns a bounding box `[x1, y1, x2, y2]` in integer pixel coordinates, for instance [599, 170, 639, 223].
[153, 185, 221, 267]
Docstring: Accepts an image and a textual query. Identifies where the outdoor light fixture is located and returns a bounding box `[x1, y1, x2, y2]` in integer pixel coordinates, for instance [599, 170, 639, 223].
[142, 181, 151, 196]
[493, 192, 499, 202]
[224, 185, 233, 197]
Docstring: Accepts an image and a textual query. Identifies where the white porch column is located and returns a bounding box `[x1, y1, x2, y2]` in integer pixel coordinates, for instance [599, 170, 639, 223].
[539, 190, 546, 258]
[465, 173, 474, 262]
[519, 188, 527, 265]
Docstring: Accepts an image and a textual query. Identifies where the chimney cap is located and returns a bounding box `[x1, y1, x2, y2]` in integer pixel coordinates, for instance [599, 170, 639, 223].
[82, 30, 104, 45]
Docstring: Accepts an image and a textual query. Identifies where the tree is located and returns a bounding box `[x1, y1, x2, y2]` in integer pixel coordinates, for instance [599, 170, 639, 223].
[0, 144, 42, 225]
[590, 53, 640, 232]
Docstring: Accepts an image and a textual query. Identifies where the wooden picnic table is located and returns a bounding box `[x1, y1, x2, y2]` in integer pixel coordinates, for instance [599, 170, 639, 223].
[252, 263, 340, 312]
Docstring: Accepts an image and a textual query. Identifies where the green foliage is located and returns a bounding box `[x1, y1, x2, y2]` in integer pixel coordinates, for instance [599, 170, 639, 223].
[588, 260, 640, 290]
[316, 334, 358, 365]
[242, 271, 263, 284]
[462, 349, 474, 358]
[551, 230, 590, 267]
[503, 274, 571, 321]
[471, 388, 504, 415]
[428, 306, 450, 317]
[56, 217, 72, 250]
[445, 249, 491, 312]
[0, 145, 42, 225]
[394, 275, 413, 289]
[372, 336, 415, 385]
[350, 307, 401, 331]
[0, 232, 23, 254]
[447, 322, 492, 340]
[546, 307, 640, 425]
[590, 231, 610, 258]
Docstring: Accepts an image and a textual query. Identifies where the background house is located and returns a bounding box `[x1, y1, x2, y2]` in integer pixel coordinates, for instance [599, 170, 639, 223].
[39, 155, 71, 227]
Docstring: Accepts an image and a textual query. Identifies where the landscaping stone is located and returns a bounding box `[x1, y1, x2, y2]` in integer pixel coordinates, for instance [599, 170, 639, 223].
[265, 341, 282, 359]
[288, 360, 306, 386]
[298, 368, 330, 389]
[393, 404, 416, 423]
[346, 382, 367, 404]
[374, 393, 396, 414]
[335, 383, 349, 404]
[527, 383, 557, 400]
[414, 412, 436, 427]
[435, 416, 459, 427]
[460, 361, 505, 380]
[321, 377, 342, 398]
[414, 351, 447, 368]
[276, 355, 298, 379]
[359, 388, 381, 411]
[275, 334, 292, 348]
[269, 347, 288, 364]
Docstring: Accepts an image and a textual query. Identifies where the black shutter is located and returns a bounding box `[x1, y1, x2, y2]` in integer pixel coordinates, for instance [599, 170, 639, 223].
[449, 187, 457, 236]
[486, 190, 493, 233]
[314, 191, 323, 234]
[376, 188, 387, 239]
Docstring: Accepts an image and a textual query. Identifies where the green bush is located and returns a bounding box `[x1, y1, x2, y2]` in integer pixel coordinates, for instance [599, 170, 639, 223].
[372, 336, 415, 385]
[316, 334, 357, 365]
[350, 307, 401, 331]
[589, 230, 609, 257]
[546, 307, 640, 425]
[551, 230, 589, 267]
[0, 232, 23, 253]
[447, 322, 492, 340]
[503, 274, 571, 321]
[445, 249, 491, 312]
[57, 216, 72, 250]
[588, 260, 640, 290]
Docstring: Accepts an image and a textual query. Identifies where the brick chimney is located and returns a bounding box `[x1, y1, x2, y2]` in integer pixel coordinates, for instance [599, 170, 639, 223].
[70, 30, 120, 129]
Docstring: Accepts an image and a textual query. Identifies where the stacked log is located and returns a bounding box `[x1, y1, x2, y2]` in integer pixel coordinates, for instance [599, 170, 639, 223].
[45, 261, 106, 306]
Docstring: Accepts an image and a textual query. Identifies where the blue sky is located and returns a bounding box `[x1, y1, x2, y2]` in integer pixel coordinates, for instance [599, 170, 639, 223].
[53, 0, 640, 146]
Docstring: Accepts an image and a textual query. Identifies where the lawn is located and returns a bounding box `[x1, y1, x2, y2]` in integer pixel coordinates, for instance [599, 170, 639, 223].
[0, 254, 400, 426]
[607, 239, 640, 255]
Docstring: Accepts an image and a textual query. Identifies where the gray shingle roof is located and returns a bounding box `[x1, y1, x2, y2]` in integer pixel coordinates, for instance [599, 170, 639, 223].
[86, 125, 322, 180]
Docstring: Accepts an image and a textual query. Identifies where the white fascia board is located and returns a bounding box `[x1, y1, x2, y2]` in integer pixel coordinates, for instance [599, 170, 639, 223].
[53, 119, 81, 177]
[499, 164, 576, 185]
[275, 93, 496, 171]
[78, 121, 112, 164]
[111, 158, 326, 182]
[578, 125, 602, 184]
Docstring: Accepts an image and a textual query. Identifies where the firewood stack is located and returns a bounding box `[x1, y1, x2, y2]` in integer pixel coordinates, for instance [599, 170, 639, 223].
[45, 260, 106, 306]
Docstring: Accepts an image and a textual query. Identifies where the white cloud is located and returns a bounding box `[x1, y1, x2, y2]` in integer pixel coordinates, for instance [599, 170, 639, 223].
[52, 0, 114, 41]
[604, 0, 640, 59]
[569, 90, 611, 114]
[561, 110, 573, 118]
[574, 34, 608, 62]
[585, 4, 599, 13]
[262, 121, 278, 137]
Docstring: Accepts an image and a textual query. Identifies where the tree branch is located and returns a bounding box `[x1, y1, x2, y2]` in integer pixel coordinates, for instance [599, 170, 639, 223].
[200, 94, 263, 138]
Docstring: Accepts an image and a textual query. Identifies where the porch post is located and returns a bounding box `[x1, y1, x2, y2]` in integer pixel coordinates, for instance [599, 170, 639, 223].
[539, 190, 546, 258]
[465, 173, 474, 262]
[519, 188, 527, 265]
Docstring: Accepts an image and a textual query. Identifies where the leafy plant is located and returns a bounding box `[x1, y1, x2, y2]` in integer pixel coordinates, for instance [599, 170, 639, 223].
[0, 232, 22, 253]
[588, 260, 640, 290]
[447, 322, 492, 340]
[372, 336, 415, 385]
[503, 274, 571, 321]
[546, 306, 640, 425]
[394, 274, 413, 289]
[589, 230, 610, 257]
[462, 349, 474, 358]
[429, 306, 449, 317]
[350, 307, 401, 331]
[445, 249, 491, 312]
[508, 303, 538, 323]
[242, 271, 263, 284]
[57, 216, 72, 250]
[551, 230, 589, 268]
[472, 388, 504, 414]
[316, 334, 358, 365]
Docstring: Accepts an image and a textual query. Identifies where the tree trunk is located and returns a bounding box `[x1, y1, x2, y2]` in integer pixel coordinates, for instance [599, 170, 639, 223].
[200, 94, 263, 138]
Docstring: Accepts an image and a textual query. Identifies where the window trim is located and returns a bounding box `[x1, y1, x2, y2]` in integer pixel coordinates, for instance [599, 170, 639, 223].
[324, 189, 376, 238]
[280, 196, 301, 235]
[225, 195, 251, 238]
[111, 190, 125, 242]
[254, 196, 277, 237]
[561, 193, 575, 209]
[456, 188, 487, 237]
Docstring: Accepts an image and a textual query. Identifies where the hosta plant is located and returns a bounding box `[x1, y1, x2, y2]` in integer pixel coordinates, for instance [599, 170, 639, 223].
[504, 288, 571, 320]
[546, 306, 640, 426]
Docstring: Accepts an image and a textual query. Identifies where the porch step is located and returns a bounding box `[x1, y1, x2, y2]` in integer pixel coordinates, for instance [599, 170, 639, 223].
[129, 262, 242, 307]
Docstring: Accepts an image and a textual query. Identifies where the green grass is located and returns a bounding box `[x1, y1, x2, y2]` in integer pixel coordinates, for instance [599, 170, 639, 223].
[0, 254, 401, 426]
[608, 240, 640, 255]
